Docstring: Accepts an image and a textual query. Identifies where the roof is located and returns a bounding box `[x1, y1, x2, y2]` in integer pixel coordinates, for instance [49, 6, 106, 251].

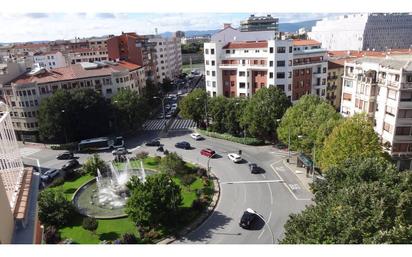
[223, 41, 268, 49]
[328, 49, 412, 59]
[33, 51, 60, 56]
[293, 39, 321, 46]
[13, 43, 48, 49]
[10, 61, 140, 85]
[328, 58, 355, 69]
[350, 56, 412, 71]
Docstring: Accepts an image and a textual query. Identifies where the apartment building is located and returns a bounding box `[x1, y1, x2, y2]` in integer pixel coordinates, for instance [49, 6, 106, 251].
[204, 24, 328, 101]
[341, 55, 412, 170]
[240, 14, 279, 32]
[1, 61, 145, 141]
[33, 51, 67, 69]
[309, 13, 412, 51]
[107, 32, 158, 82]
[67, 48, 109, 65]
[327, 59, 345, 110]
[149, 35, 182, 83]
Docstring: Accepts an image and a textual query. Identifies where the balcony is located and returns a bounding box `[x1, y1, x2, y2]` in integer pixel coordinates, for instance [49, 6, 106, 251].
[401, 82, 412, 89]
[219, 62, 267, 69]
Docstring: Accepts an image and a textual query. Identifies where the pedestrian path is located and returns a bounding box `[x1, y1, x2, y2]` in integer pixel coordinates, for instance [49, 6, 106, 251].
[142, 119, 170, 131]
[19, 147, 42, 157]
[169, 119, 196, 130]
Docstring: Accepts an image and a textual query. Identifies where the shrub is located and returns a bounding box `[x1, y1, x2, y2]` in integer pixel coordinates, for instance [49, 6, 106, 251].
[196, 168, 207, 177]
[82, 217, 98, 232]
[159, 152, 185, 176]
[144, 229, 160, 241]
[64, 168, 82, 181]
[38, 188, 75, 228]
[181, 174, 196, 186]
[191, 199, 207, 211]
[49, 177, 65, 188]
[197, 129, 264, 145]
[44, 226, 61, 244]
[154, 156, 162, 164]
[121, 233, 139, 244]
[164, 149, 169, 155]
[135, 151, 149, 160]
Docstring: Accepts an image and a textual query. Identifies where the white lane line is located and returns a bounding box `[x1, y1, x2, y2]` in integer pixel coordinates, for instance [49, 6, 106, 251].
[220, 179, 284, 185]
[267, 182, 274, 205]
[270, 162, 311, 201]
[258, 211, 272, 239]
[129, 146, 141, 152]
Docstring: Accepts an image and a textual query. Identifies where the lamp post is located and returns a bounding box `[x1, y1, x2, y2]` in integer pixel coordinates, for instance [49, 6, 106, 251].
[61, 109, 68, 144]
[112, 100, 119, 134]
[247, 208, 274, 244]
[153, 96, 167, 128]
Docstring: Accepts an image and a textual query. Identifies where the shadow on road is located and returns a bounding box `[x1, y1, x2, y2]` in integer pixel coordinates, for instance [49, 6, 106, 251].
[179, 211, 233, 243]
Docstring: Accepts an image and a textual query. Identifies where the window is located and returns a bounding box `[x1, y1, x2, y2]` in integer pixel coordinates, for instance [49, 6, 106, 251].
[400, 91, 412, 102]
[269, 61, 273, 67]
[212, 81, 216, 87]
[288, 72, 292, 78]
[277, 47, 286, 53]
[211, 49, 215, 55]
[288, 84, 291, 91]
[406, 75, 412, 82]
[383, 122, 393, 133]
[230, 81, 235, 87]
[239, 82, 246, 88]
[269, 47, 273, 53]
[211, 60, 215, 66]
[269, 72, 274, 79]
[277, 60, 285, 67]
[239, 71, 246, 77]
[11, 101, 16, 107]
[323, 67, 327, 73]
[106, 88, 112, 94]
[387, 89, 397, 100]
[395, 74, 400, 82]
[212, 71, 215, 77]
[396, 126, 411, 136]
[205, 49, 209, 54]
[385, 105, 396, 116]
[398, 109, 412, 118]
[276, 72, 285, 79]
[289, 46, 293, 53]
[34, 100, 38, 106]
[225, 50, 230, 54]
[244, 50, 249, 53]
[288, 60, 292, 66]
[343, 93, 352, 101]
[277, 84, 285, 91]
[206, 70, 210, 76]
[260, 82, 265, 87]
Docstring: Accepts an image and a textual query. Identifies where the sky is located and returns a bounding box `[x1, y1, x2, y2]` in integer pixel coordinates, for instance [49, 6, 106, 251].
[0, 13, 342, 43]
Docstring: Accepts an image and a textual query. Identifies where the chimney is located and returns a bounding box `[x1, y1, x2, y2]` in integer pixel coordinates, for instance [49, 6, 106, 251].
[224, 23, 231, 29]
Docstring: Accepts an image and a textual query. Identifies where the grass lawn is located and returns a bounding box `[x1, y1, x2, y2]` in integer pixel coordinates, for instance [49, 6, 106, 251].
[59, 155, 213, 244]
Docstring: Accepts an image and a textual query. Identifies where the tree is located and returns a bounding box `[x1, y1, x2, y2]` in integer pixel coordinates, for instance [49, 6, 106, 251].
[121, 233, 139, 244]
[44, 226, 61, 244]
[112, 89, 150, 132]
[241, 87, 291, 142]
[208, 96, 228, 133]
[318, 113, 382, 171]
[281, 157, 412, 244]
[142, 79, 160, 105]
[277, 95, 342, 155]
[38, 188, 74, 228]
[125, 173, 183, 229]
[160, 77, 174, 93]
[82, 154, 109, 177]
[224, 98, 248, 136]
[82, 217, 99, 233]
[159, 152, 186, 176]
[178, 89, 208, 126]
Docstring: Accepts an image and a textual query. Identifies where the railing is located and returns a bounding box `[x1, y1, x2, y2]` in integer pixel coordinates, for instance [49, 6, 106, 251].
[219, 63, 267, 67]
[401, 82, 412, 89]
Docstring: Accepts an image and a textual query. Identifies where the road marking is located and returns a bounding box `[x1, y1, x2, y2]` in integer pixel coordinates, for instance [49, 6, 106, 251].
[289, 184, 301, 191]
[220, 179, 284, 185]
[258, 211, 272, 239]
[267, 183, 274, 205]
[129, 146, 141, 152]
[270, 162, 311, 201]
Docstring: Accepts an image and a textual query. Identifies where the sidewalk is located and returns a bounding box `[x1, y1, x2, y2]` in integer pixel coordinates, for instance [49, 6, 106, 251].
[282, 156, 314, 192]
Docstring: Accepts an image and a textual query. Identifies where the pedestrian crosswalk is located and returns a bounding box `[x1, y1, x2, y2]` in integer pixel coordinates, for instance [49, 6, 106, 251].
[19, 147, 42, 157]
[169, 119, 196, 130]
[142, 119, 170, 131]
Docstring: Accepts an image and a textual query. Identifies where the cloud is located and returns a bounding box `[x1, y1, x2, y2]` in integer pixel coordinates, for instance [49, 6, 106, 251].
[95, 13, 116, 19]
[25, 13, 49, 19]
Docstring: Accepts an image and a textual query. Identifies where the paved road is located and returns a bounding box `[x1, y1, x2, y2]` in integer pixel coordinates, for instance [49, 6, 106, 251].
[20, 127, 313, 244]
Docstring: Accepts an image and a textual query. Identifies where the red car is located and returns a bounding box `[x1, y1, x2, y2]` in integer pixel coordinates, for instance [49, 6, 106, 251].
[200, 148, 215, 158]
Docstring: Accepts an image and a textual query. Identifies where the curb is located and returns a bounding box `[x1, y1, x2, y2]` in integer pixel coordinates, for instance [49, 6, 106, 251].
[157, 171, 221, 244]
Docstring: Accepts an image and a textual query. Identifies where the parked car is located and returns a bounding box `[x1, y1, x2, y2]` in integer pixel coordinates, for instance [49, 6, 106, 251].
[40, 169, 60, 182]
[190, 133, 203, 140]
[274, 142, 288, 150]
[165, 104, 171, 110]
[56, 151, 73, 160]
[239, 209, 258, 229]
[171, 103, 177, 108]
[112, 147, 129, 155]
[175, 141, 191, 150]
[248, 163, 260, 174]
[157, 114, 164, 119]
[200, 148, 215, 158]
[62, 159, 79, 171]
[145, 140, 161, 147]
[228, 153, 242, 163]
[165, 113, 172, 119]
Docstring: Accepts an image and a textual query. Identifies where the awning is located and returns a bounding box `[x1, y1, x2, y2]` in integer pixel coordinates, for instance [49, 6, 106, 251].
[298, 153, 313, 167]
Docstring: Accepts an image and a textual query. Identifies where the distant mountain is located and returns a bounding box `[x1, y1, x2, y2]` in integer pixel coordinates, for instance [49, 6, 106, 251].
[160, 19, 319, 38]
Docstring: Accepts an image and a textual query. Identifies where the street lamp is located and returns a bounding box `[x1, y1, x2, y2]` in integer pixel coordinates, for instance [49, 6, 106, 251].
[61, 109, 68, 144]
[247, 208, 274, 244]
[196, 96, 208, 129]
[153, 96, 167, 128]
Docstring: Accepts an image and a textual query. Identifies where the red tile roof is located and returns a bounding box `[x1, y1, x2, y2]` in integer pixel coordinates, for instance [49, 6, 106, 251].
[223, 41, 268, 49]
[13, 43, 48, 49]
[117, 61, 141, 70]
[293, 39, 321, 46]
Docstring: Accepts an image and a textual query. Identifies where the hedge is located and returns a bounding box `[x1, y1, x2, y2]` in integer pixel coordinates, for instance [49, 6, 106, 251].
[196, 129, 264, 145]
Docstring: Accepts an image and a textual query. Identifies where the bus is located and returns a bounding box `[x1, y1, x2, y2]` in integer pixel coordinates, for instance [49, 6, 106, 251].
[78, 136, 124, 152]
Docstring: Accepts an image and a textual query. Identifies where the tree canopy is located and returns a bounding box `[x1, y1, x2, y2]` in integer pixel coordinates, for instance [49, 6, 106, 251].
[82, 154, 109, 177]
[281, 157, 412, 244]
[241, 87, 291, 142]
[178, 88, 208, 126]
[125, 173, 182, 229]
[208, 96, 229, 133]
[277, 95, 342, 155]
[159, 152, 186, 176]
[38, 188, 75, 228]
[318, 113, 382, 171]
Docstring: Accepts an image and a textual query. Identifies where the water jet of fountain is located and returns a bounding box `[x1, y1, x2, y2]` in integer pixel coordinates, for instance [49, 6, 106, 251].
[140, 160, 146, 183]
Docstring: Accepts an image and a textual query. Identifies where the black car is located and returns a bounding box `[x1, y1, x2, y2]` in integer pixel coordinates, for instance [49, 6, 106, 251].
[146, 140, 161, 147]
[248, 163, 260, 174]
[62, 159, 79, 171]
[175, 141, 191, 150]
[56, 151, 74, 160]
[239, 210, 258, 229]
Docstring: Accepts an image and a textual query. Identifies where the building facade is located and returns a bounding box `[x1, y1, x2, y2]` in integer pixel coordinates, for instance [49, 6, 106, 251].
[33, 51, 67, 69]
[148, 36, 182, 83]
[309, 13, 412, 51]
[66, 48, 109, 65]
[0, 61, 145, 141]
[327, 59, 345, 110]
[240, 14, 279, 32]
[341, 55, 412, 170]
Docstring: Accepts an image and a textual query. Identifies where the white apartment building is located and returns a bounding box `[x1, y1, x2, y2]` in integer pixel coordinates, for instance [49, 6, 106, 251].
[341, 55, 412, 170]
[0, 61, 145, 141]
[66, 48, 109, 65]
[149, 36, 182, 83]
[309, 13, 412, 51]
[33, 51, 67, 69]
[204, 24, 328, 101]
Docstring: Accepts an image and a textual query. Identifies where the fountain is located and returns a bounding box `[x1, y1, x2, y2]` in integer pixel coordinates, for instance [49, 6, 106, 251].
[72, 157, 154, 219]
